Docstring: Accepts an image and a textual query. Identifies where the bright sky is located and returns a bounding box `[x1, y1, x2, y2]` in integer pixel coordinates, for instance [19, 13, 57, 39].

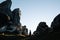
[0, 0, 60, 33]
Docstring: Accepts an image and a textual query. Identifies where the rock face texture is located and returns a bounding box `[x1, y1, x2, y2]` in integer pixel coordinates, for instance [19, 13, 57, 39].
[0, 0, 21, 34]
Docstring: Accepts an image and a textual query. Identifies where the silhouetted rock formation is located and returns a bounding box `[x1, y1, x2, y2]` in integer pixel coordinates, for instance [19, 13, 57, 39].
[34, 22, 52, 35]
[51, 14, 60, 32]
[27, 22, 53, 40]
[22, 25, 28, 35]
[0, 0, 13, 21]
[0, 0, 21, 34]
[26, 14, 60, 40]
[12, 8, 21, 26]
[0, 0, 12, 27]
[12, 8, 21, 34]
[0, 0, 12, 9]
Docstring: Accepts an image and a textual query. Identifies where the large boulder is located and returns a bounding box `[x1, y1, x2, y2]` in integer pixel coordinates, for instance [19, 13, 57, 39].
[0, 0, 21, 34]
[35, 22, 51, 33]
[51, 14, 60, 32]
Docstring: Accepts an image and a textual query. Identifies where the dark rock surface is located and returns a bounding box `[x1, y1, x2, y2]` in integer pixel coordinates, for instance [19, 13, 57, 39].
[51, 14, 60, 32]
[0, 0, 21, 34]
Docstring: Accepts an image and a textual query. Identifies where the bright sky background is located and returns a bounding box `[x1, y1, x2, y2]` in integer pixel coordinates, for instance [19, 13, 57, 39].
[0, 0, 60, 33]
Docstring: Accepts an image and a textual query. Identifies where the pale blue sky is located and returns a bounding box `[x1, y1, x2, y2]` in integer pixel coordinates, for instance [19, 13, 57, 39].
[0, 0, 60, 33]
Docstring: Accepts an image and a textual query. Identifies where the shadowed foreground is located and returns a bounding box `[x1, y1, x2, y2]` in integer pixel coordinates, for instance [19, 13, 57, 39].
[0, 36, 25, 40]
